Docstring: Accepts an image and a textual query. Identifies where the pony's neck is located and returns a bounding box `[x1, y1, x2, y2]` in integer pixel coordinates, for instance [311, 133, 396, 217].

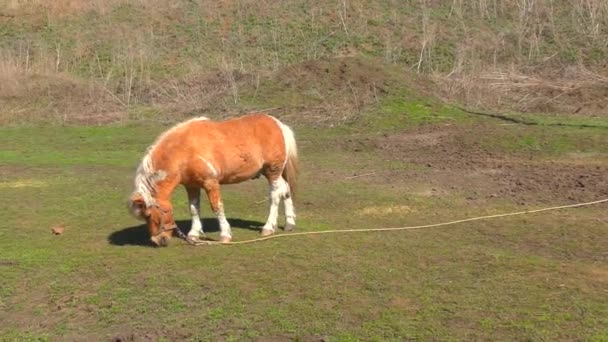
[152, 177, 179, 205]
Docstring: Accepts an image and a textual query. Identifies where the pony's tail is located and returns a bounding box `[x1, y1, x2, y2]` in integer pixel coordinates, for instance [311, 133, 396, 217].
[279, 121, 298, 198]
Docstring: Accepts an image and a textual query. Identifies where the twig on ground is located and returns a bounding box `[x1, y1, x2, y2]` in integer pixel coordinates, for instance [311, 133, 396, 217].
[345, 172, 376, 180]
[249, 107, 282, 113]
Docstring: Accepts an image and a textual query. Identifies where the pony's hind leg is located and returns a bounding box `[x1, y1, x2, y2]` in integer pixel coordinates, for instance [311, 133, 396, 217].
[203, 180, 232, 243]
[262, 176, 290, 236]
[186, 186, 204, 239]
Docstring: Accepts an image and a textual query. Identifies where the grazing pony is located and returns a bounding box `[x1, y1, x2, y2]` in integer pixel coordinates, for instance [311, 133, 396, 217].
[128, 113, 298, 246]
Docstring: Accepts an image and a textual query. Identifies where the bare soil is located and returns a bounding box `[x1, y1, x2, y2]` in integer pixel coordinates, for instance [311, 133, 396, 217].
[255, 57, 410, 125]
[276, 57, 392, 94]
[338, 124, 608, 205]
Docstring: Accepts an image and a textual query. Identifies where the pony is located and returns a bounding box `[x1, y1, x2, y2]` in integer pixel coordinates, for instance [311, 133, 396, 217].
[127, 113, 298, 246]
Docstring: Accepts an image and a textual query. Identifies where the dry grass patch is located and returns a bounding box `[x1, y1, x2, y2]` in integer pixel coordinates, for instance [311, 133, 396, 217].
[436, 66, 608, 116]
[0, 179, 47, 189]
[357, 204, 414, 217]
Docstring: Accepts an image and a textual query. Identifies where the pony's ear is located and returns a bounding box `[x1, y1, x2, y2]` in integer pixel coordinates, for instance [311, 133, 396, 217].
[127, 193, 148, 220]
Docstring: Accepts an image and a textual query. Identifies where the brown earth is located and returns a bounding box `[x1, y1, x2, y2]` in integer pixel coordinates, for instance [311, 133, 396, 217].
[263, 57, 400, 126]
[337, 123, 608, 206]
[276, 57, 392, 94]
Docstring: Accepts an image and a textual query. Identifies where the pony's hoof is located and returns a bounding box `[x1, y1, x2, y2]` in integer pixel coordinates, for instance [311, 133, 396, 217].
[187, 235, 202, 242]
[219, 235, 232, 244]
[284, 223, 296, 232]
[260, 228, 274, 237]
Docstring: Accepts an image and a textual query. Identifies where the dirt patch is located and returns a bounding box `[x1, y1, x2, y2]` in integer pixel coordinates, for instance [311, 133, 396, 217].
[389, 296, 419, 314]
[338, 124, 608, 205]
[107, 330, 191, 342]
[253, 335, 321, 342]
[277, 57, 391, 93]
[0, 259, 19, 267]
[265, 57, 400, 125]
[585, 266, 608, 284]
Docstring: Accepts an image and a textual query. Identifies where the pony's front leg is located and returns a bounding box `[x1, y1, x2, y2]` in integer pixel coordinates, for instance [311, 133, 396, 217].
[262, 178, 288, 236]
[204, 180, 232, 243]
[186, 186, 204, 239]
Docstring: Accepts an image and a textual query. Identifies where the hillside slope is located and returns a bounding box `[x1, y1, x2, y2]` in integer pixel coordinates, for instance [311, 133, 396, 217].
[1, 0, 607, 124]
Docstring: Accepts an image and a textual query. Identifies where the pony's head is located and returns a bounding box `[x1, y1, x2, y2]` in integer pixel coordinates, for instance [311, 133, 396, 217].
[128, 192, 177, 247]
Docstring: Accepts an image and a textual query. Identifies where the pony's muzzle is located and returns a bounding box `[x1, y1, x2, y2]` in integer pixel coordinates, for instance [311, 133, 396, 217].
[150, 233, 171, 247]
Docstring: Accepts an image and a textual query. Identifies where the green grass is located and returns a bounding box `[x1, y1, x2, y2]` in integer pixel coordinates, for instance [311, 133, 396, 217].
[487, 111, 608, 129]
[358, 95, 473, 132]
[0, 124, 162, 167]
[2, 1, 608, 338]
[1, 117, 607, 340]
[479, 125, 608, 156]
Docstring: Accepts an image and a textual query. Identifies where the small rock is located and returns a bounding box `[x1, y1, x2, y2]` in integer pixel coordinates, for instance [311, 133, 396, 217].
[51, 225, 65, 235]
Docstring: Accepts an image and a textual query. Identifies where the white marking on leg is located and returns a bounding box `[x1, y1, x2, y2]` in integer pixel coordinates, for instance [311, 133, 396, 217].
[187, 197, 204, 238]
[198, 156, 218, 178]
[283, 187, 296, 231]
[263, 178, 288, 233]
[216, 202, 232, 239]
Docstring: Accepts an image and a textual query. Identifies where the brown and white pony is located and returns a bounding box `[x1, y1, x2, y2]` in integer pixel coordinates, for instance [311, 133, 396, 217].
[128, 113, 298, 246]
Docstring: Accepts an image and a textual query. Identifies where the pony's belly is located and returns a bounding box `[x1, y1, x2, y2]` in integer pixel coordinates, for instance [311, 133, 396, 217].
[219, 167, 262, 184]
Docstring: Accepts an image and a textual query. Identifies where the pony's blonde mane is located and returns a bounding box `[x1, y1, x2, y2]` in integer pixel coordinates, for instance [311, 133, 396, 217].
[132, 116, 209, 206]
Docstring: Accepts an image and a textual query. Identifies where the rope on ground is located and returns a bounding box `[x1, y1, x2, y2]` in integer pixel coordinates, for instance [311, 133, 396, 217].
[187, 198, 608, 246]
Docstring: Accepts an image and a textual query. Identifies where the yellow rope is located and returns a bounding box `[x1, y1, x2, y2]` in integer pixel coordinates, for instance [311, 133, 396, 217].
[189, 198, 608, 246]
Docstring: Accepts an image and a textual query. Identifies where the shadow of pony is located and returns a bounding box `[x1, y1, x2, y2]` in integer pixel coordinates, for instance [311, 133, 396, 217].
[108, 218, 264, 247]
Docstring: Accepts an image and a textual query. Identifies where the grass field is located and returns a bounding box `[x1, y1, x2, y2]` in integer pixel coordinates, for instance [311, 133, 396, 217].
[2, 1, 608, 340]
[1, 107, 608, 341]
